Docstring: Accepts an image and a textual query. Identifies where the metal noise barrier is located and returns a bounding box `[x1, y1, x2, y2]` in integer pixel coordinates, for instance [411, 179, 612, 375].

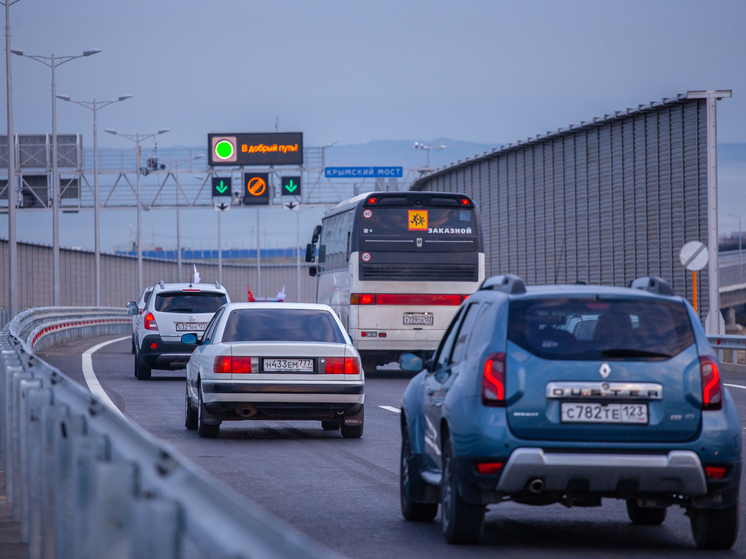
[1, 310, 343, 559]
[708, 335, 746, 369]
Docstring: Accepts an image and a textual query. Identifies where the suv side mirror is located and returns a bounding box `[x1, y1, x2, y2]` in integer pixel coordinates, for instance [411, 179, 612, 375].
[308, 266, 318, 277]
[399, 353, 424, 372]
[305, 243, 316, 263]
[127, 303, 139, 316]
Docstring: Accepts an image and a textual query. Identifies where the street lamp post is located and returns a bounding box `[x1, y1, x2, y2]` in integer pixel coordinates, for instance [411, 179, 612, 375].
[105, 128, 171, 295]
[12, 48, 101, 306]
[57, 94, 132, 306]
[2, 0, 20, 318]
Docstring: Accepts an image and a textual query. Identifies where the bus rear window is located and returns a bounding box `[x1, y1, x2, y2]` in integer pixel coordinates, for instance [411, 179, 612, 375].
[360, 208, 476, 238]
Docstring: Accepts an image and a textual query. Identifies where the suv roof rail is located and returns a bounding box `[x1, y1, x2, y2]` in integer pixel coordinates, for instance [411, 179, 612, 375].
[215, 280, 221, 289]
[629, 276, 675, 296]
[479, 274, 526, 295]
[159, 280, 165, 289]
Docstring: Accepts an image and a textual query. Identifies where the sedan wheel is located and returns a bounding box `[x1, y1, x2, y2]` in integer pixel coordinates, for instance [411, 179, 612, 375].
[185, 384, 198, 430]
[197, 385, 220, 438]
[441, 438, 484, 544]
[321, 421, 340, 430]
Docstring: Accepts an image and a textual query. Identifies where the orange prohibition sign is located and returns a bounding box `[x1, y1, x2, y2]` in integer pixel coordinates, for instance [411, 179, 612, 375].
[247, 176, 267, 196]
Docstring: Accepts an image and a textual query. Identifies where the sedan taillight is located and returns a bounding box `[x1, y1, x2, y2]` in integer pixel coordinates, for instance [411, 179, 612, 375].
[143, 312, 158, 331]
[213, 356, 257, 374]
[482, 353, 506, 407]
[700, 356, 722, 410]
[324, 357, 360, 375]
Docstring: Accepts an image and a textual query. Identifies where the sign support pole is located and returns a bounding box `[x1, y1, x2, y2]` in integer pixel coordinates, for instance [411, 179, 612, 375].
[693, 270, 697, 314]
[217, 210, 222, 285]
[256, 207, 261, 298]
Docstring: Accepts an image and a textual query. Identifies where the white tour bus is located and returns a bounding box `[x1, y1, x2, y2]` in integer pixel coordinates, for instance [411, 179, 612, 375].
[305, 192, 485, 371]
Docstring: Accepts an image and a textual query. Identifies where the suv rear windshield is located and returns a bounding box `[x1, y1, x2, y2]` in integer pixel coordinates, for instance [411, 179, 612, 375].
[222, 309, 345, 343]
[154, 292, 227, 314]
[508, 297, 695, 361]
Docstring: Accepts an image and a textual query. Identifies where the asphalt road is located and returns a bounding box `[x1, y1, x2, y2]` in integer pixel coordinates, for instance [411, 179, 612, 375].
[40, 335, 746, 558]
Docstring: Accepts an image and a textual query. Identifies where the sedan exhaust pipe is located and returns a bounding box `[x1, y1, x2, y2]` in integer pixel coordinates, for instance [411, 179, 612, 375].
[528, 478, 545, 494]
[235, 403, 257, 418]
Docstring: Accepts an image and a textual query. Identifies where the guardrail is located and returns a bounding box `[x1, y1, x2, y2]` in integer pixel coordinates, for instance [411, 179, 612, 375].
[708, 335, 746, 369]
[1, 309, 341, 559]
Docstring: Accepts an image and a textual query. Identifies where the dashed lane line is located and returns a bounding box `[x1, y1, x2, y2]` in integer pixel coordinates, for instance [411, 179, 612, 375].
[82, 336, 129, 418]
[379, 405, 401, 414]
[725, 383, 746, 390]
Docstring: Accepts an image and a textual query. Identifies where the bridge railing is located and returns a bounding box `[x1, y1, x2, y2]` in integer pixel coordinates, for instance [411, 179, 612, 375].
[708, 335, 746, 371]
[1, 309, 341, 559]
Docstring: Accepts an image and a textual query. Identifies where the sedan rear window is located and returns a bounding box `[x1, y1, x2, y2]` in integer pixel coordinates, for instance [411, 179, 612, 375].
[508, 297, 695, 361]
[222, 309, 346, 343]
[154, 292, 227, 314]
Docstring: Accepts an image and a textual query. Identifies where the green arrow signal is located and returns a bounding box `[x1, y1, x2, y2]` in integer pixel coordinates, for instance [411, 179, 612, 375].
[215, 180, 228, 194]
[285, 179, 298, 193]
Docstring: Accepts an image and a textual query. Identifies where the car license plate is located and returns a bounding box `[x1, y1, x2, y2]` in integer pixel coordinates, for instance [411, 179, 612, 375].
[175, 322, 208, 332]
[560, 403, 648, 424]
[403, 313, 433, 326]
[262, 359, 314, 372]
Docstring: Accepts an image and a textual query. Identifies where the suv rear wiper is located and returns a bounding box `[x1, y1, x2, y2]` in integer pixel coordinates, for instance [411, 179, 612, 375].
[167, 307, 193, 312]
[600, 348, 671, 359]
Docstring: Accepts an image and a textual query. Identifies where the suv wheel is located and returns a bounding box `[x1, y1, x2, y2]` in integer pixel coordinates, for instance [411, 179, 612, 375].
[197, 385, 220, 438]
[626, 500, 666, 525]
[135, 352, 151, 380]
[185, 384, 197, 430]
[131, 336, 135, 354]
[401, 426, 438, 521]
[441, 437, 484, 544]
[690, 500, 739, 549]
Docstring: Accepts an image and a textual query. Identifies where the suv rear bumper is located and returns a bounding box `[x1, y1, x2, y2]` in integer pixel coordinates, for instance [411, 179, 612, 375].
[139, 334, 195, 369]
[496, 448, 707, 495]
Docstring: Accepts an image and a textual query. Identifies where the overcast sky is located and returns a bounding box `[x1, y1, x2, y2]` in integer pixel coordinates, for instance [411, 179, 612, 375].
[2, 0, 746, 253]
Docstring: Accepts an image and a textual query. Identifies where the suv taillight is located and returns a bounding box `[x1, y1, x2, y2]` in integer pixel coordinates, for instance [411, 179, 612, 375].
[143, 312, 158, 331]
[482, 353, 506, 407]
[324, 357, 360, 375]
[700, 356, 722, 410]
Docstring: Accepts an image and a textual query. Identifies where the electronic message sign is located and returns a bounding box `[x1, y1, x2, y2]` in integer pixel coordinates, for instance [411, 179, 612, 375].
[281, 176, 301, 197]
[211, 177, 232, 197]
[242, 173, 270, 205]
[208, 132, 303, 166]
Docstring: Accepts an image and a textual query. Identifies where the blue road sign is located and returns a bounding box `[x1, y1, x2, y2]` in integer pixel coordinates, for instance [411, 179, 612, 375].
[324, 166, 403, 178]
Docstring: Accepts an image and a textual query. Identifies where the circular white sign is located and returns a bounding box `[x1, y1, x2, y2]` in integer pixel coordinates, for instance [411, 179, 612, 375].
[363, 209, 372, 219]
[679, 241, 708, 271]
[361, 252, 371, 262]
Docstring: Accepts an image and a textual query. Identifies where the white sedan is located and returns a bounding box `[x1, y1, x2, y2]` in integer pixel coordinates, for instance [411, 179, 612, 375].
[182, 302, 365, 438]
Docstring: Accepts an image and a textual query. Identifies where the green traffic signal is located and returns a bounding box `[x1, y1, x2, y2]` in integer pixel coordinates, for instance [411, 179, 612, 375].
[215, 140, 234, 159]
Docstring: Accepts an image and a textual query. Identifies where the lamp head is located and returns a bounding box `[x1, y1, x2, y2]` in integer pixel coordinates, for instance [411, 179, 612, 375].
[118, 94, 133, 101]
[104, 129, 117, 135]
[157, 128, 171, 135]
[10, 49, 22, 56]
[83, 49, 102, 57]
[56, 94, 71, 101]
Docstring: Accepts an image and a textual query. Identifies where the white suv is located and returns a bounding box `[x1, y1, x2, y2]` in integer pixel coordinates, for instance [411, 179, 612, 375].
[131, 281, 230, 380]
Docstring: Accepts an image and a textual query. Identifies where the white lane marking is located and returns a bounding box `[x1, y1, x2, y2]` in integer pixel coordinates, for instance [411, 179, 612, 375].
[725, 383, 746, 390]
[82, 337, 129, 418]
[379, 405, 401, 414]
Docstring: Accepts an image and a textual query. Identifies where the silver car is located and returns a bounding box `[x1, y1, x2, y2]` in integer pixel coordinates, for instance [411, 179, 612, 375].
[131, 281, 230, 380]
[182, 302, 365, 439]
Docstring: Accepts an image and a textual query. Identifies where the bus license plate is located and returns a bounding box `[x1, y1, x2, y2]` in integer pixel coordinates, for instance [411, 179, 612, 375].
[263, 359, 314, 372]
[560, 403, 648, 424]
[404, 313, 433, 326]
[175, 322, 208, 331]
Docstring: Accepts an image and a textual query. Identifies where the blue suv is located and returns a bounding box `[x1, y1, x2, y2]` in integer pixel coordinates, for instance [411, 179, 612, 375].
[399, 275, 741, 548]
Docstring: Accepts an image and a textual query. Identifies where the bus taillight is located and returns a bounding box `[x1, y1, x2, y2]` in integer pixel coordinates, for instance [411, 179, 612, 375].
[351, 293, 376, 305]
